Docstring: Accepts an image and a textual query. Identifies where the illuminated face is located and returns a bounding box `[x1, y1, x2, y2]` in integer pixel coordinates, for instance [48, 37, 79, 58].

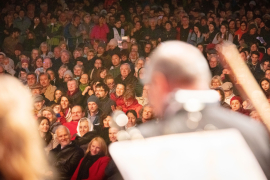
[209, 57, 217, 68]
[39, 119, 49, 133]
[27, 74, 36, 86]
[231, 100, 241, 111]
[79, 121, 89, 136]
[211, 79, 221, 88]
[90, 140, 101, 155]
[109, 127, 118, 142]
[103, 116, 110, 128]
[60, 97, 69, 109]
[55, 90, 62, 100]
[42, 110, 53, 122]
[95, 87, 107, 99]
[106, 78, 115, 90]
[87, 102, 98, 113]
[56, 128, 71, 148]
[80, 74, 89, 84]
[116, 84, 125, 97]
[261, 80, 270, 92]
[127, 112, 136, 128]
[120, 65, 130, 78]
[39, 75, 50, 87]
[142, 106, 153, 121]
[67, 80, 77, 92]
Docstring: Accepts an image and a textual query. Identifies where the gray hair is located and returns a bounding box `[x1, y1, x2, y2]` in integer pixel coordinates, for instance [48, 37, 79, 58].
[143, 41, 211, 89]
[73, 64, 84, 73]
[56, 125, 70, 135]
[135, 57, 145, 67]
[120, 63, 131, 71]
[61, 49, 70, 57]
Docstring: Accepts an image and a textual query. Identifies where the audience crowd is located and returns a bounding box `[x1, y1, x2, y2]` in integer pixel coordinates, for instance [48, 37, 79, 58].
[0, 0, 270, 179]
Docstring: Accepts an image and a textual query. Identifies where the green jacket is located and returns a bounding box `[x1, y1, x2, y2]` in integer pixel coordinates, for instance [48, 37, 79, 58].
[46, 23, 63, 46]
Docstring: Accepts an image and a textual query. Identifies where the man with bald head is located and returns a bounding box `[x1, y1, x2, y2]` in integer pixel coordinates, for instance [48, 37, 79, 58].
[49, 126, 84, 180]
[138, 41, 270, 178]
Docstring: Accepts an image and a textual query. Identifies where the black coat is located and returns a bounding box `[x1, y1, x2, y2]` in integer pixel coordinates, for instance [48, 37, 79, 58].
[138, 97, 270, 179]
[67, 89, 84, 107]
[73, 131, 98, 152]
[49, 141, 84, 180]
[114, 72, 138, 87]
[94, 125, 110, 145]
[209, 65, 223, 77]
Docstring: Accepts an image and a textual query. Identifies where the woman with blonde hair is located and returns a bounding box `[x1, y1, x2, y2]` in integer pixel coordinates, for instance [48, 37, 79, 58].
[71, 137, 110, 180]
[210, 75, 223, 89]
[0, 75, 49, 180]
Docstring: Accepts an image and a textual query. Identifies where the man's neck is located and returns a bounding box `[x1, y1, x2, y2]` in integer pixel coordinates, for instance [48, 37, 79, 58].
[252, 61, 257, 65]
[183, 25, 189, 29]
[90, 110, 98, 116]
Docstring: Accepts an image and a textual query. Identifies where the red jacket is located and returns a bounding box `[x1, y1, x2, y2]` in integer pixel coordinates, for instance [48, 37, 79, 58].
[71, 156, 111, 180]
[90, 24, 109, 43]
[122, 99, 142, 117]
[110, 93, 125, 107]
[63, 121, 79, 140]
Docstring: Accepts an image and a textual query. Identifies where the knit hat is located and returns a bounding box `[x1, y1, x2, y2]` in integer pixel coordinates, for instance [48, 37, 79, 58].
[63, 70, 73, 78]
[108, 39, 118, 47]
[15, 43, 23, 52]
[87, 95, 100, 107]
[34, 95, 44, 103]
[221, 82, 233, 91]
[98, 42, 106, 49]
[21, 59, 29, 65]
[230, 96, 242, 105]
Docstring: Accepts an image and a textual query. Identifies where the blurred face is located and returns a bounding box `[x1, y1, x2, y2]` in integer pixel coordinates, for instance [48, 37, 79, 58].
[95, 87, 107, 99]
[61, 97, 69, 109]
[165, 23, 171, 31]
[116, 84, 125, 96]
[109, 128, 118, 142]
[251, 54, 259, 64]
[103, 116, 110, 128]
[55, 90, 62, 100]
[136, 60, 144, 69]
[250, 28, 256, 35]
[265, 70, 270, 80]
[106, 78, 115, 90]
[53, 105, 61, 114]
[64, 74, 72, 82]
[67, 80, 77, 92]
[21, 62, 29, 69]
[100, 70, 107, 79]
[209, 57, 218, 68]
[90, 140, 101, 155]
[43, 59, 52, 69]
[47, 70, 55, 80]
[224, 90, 233, 97]
[209, 24, 214, 32]
[39, 75, 50, 87]
[120, 65, 130, 78]
[263, 62, 269, 71]
[61, 52, 69, 63]
[80, 74, 89, 84]
[41, 45, 48, 53]
[250, 44, 257, 52]
[261, 80, 269, 91]
[142, 106, 153, 121]
[94, 59, 102, 69]
[79, 121, 89, 136]
[182, 17, 189, 26]
[88, 102, 98, 113]
[112, 54, 121, 66]
[54, 47, 61, 57]
[57, 128, 71, 148]
[220, 25, 227, 34]
[231, 100, 241, 111]
[145, 44, 151, 53]
[127, 112, 136, 127]
[34, 101, 44, 111]
[31, 88, 41, 96]
[212, 79, 221, 88]
[240, 52, 247, 61]
[71, 106, 84, 121]
[197, 45, 203, 53]
[36, 58, 43, 68]
[42, 110, 53, 122]
[74, 67, 82, 76]
[73, 51, 81, 59]
[87, 52, 94, 59]
[240, 23, 246, 31]
[97, 47, 105, 54]
[115, 21, 121, 28]
[27, 74, 36, 86]
[39, 119, 49, 133]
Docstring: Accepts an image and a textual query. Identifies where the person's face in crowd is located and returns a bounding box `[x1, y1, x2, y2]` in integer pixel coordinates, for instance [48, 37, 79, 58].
[97, 46, 105, 54]
[127, 112, 136, 127]
[131, 45, 138, 52]
[94, 59, 102, 69]
[20, 70, 27, 79]
[261, 80, 270, 91]
[124, 98, 134, 107]
[209, 57, 218, 68]
[74, 67, 82, 76]
[27, 74, 36, 86]
[21, 62, 29, 69]
[61, 52, 69, 64]
[87, 51, 95, 60]
[229, 21, 235, 29]
[0, 55, 4, 64]
[88, 101, 98, 113]
[57, 128, 71, 148]
[60, 97, 69, 110]
[194, 26, 200, 34]
[109, 127, 118, 142]
[240, 52, 247, 61]
[3, 58, 9, 65]
[34, 100, 45, 111]
[220, 25, 227, 34]
[77, 60, 84, 66]
[31, 88, 41, 96]
[197, 45, 204, 53]
[182, 17, 189, 26]
[53, 90, 62, 101]
[247, 11, 253, 20]
[43, 59, 52, 69]
[112, 54, 121, 67]
[116, 84, 125, 97]
[67, 80, 77, 92]
[120, 14, 125, 23]
[99, 17, 105, 25]
[84, 15, 91, 24]
[145, 44, 151, 53]
[31, 49, 38, 59]
[231, 100, 241, 111]
[40, 45, 48, 53]
[42, 110, 53, 122]
[100, 70, 107, 79]
[130, 52, 138, 62]
[90, 140, 101, 155]
[135, 22, 142, 30]
[115, 20, 121, 28]
[13, 31, 20, 39]
[19, 10, 25, 18]
[120, 64, 131, 78]
[212, 79, 221, 88]
[71, 106, 84, 121]
[250, 28, 256, 35]
[250, 44, 258, 52]
[60, 43, 67, 50]
[39, 119, 49, 133]
[80, 74, 89, 84]
[58, 67, 67, 78]
[73, 50, 81, 59]
[53, 104, 61, 114]
[251, 54, 259, 64]
[27, 32, 34, 39]
[103, 116, 110, 128]
[201, 19, 207, 26]
[121, 55, 127, 61]
[263, 61, 270, 71]
[142, 106, 153, 121]
[224, 89, 233, 97]
[95, 86, 107, 99]
[74, 16, 81, 25]
[39, 75, 50, 87]
[106, 78, 115, 90]
[47, 70, 55, 80]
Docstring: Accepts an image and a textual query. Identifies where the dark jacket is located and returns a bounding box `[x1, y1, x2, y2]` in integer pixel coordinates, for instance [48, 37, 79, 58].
[160, 29, 177, 42]
[209, 65, 223, 77]
[94, 125, 110, 145]
[49, 141, 84, 180]
[247, 62, 264, 82]
[115, 72, 138, 87]
[99, 96, 116, 116]
[67, 89, 84, 106]
[73, 131, 98, 152]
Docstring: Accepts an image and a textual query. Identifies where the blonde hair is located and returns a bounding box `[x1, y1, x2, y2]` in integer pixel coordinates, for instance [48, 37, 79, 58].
[85, 137, 108, 156]
[0, 75, 49, 180]
[41, 107, 58, 123]
[210, 75, 223, 88]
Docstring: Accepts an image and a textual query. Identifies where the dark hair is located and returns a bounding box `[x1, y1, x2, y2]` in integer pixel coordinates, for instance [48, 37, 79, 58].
[60, 95, 71, 109]
[120, 49, 129, 57]
[126, 109, 138, 119]
[27, 72, 37, 79]
[260, 78, 270, 94]
[95, 82, 109, 93]
[251, 51, 260, 57]
[99, 114, 109, 128]
[12, 28, 21, 34]
[37, 116, 52, 146]
[39, 72, 51, 80]
[215, 87, 225, 102]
